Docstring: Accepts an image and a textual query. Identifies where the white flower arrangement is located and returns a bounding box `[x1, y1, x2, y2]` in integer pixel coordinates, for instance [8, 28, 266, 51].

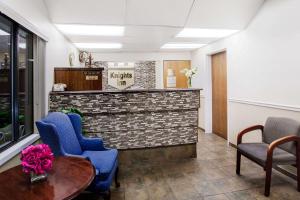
[181, 67, 197, 87]
[181, 67, 197, 78]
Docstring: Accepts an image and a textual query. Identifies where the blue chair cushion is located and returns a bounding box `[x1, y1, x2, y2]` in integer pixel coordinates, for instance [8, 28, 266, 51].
[82, 149, 118, 180]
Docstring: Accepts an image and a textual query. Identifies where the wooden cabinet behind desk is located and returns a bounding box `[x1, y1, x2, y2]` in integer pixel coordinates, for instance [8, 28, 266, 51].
[54, 68, 104, 91]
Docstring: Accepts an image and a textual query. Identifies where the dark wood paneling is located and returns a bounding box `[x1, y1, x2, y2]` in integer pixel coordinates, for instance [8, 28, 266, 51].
[54, 67, 104, 91]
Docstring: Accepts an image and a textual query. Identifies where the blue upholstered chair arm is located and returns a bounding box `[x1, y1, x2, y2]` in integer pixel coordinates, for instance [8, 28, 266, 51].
[80, 137, 106, 151]
[67, 113, 106, 151]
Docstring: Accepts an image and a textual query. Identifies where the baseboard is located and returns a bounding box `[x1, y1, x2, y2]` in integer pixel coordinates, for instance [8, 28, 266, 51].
[198, 127, 205, 132]
[229, 142, 237, 149]
[118, 143, 197, 166]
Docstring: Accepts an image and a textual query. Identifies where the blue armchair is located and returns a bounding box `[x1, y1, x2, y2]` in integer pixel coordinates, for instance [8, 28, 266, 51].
[36, 112, 119, 199]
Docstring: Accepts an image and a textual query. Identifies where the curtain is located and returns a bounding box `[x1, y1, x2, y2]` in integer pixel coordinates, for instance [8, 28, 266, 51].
[33, 36, 46, 125]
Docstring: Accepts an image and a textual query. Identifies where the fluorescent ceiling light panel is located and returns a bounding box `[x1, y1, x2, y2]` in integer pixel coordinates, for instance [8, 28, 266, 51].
[161, 43, 206, 49]
[74, 43, 122, 49]
[177, 28, 239, 38]
[55, 24, 124, 36]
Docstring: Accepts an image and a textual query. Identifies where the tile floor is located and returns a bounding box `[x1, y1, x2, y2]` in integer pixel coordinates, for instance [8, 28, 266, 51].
[75, 131, 299, 200]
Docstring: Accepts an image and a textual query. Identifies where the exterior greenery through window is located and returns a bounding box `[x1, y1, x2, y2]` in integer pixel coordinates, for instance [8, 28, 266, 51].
[0, 13, 34, 151]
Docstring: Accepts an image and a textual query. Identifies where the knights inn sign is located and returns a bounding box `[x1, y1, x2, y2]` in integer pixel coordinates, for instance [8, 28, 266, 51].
[108, 67, 135, 90]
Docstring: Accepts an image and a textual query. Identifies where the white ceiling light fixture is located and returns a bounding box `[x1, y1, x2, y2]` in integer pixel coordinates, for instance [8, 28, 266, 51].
[55, 24, 124, 36]
[161, 43, 206, 49]
[176, 28, 239, 38]
[74, 43, 122, 49]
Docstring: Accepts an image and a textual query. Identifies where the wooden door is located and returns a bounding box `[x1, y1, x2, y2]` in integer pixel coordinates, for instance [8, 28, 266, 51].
[163, 60, 191, 88]
[211, 52, 227, 139]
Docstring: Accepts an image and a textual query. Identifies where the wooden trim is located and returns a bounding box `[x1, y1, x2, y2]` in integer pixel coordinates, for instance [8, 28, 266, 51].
[50, 88, 202, 95]
[237, 125, 264, 144]
[268, 135, 300, 155]
[54, 67, 104, 71]
[229, 98, 300, 112]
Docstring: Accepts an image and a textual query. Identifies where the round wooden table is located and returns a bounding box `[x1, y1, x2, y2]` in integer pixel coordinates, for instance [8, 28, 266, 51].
[0, 156, 95, 200]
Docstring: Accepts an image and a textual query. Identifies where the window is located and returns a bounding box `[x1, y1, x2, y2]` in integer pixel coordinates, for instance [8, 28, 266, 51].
[0, 13, 34, 151]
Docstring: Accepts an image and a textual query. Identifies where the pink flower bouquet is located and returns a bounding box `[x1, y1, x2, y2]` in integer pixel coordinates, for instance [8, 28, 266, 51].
[20, 144, 54, 175]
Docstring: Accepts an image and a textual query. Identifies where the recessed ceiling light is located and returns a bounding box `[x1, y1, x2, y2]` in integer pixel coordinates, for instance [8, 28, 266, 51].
[176, 28, 239, 38]
[161, 43, 206, 49]
[74, 43, 122, 49]
[55, 24, 124, 36]
[0, 30, 9, 35]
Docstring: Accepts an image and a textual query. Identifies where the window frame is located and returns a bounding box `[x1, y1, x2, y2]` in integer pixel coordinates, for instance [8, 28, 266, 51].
[0, 12, 34, 152]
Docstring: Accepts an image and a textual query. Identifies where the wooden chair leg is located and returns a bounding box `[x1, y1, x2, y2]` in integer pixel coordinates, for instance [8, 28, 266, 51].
[264, 165, 272, 197]
[236, 151, 241, 175]
[115, 166, 120, 188]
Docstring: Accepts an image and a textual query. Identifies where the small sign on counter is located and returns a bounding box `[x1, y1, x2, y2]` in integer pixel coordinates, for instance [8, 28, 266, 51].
[86, 75, 99, 80]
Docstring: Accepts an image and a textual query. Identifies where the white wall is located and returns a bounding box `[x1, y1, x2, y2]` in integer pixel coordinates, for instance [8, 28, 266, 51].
[0, 0, 79, 113]
[92, 52, 191, 89]
[192, 0, 300, 144]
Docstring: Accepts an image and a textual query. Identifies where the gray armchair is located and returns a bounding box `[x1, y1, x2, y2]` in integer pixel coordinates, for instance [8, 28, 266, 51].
[236, 117, 300, 196]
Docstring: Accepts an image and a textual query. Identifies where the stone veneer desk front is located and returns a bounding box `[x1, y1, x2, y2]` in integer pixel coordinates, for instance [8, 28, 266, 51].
[49, 88, 201, 158]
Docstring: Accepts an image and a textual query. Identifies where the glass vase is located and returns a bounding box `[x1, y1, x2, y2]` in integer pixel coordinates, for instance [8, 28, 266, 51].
[30, 172, 48, 183]
[187, 77, 192, 88]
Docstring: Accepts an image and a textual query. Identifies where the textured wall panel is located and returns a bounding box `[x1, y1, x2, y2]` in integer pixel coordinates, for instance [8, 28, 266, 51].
[49, 89, 200, 149]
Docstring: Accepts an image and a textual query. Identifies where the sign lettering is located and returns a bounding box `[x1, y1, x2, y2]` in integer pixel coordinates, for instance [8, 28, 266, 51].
[108, 68, 134, 90]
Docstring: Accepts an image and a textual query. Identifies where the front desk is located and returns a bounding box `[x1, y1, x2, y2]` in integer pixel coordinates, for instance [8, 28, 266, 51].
[49, 88, 201, 162]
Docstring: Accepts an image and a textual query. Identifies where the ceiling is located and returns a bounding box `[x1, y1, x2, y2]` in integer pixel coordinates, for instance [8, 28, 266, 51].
[44, 0, 264, 52]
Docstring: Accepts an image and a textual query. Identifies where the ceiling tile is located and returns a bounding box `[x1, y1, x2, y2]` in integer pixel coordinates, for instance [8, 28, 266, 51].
[186, 0, 264, 29]
[125, 0, 194, 27]
[44, 0, 264, 52]
[125, 26, 181, 40]
[44, 0, 126, 25]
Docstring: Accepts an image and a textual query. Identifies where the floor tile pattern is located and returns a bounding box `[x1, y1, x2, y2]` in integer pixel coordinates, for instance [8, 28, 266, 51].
[75, 131, 299, 200]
